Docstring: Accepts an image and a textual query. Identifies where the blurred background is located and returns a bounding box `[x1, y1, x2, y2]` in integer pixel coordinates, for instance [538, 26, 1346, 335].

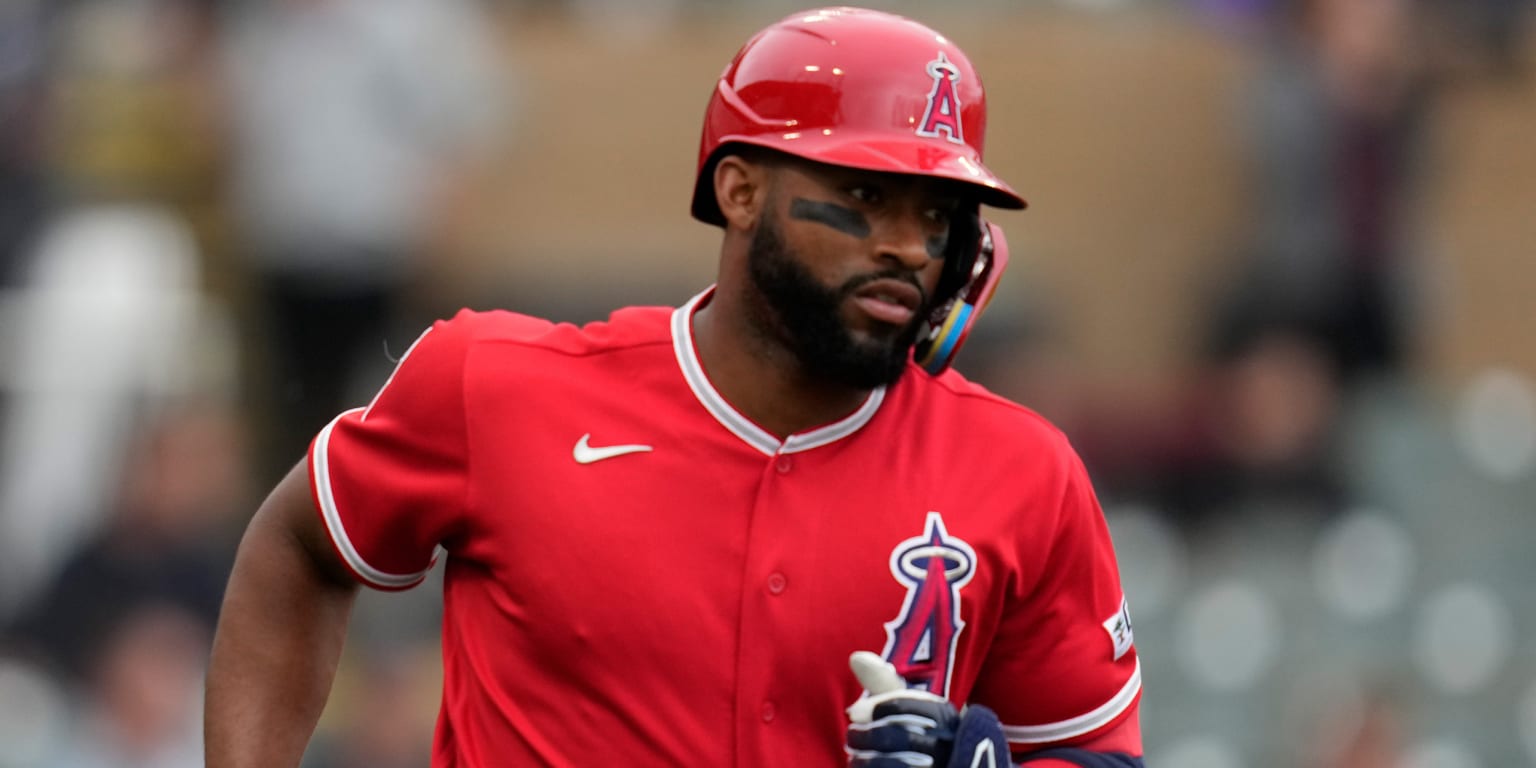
[0, 0, 1532, 765]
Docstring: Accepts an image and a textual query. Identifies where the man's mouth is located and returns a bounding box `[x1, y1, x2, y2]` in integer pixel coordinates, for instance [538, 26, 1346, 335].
[851, 278, 922, 326]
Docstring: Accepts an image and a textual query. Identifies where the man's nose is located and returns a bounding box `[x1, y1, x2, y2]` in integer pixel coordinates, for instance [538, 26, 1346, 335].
[872, 212, 938, 272]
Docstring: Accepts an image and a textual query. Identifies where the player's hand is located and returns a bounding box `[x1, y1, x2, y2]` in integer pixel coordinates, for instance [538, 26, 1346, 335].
[845, 651, 1011, 768]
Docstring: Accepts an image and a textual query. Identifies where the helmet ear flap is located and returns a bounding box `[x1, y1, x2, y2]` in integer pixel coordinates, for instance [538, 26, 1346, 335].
[932, 208, 981, 308]
[914, 219, 1009, 376]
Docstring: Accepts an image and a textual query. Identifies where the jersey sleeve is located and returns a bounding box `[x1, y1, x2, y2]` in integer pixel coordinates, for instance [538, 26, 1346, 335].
[973, 443, 1142, 748]
[307, 314, 473, 590]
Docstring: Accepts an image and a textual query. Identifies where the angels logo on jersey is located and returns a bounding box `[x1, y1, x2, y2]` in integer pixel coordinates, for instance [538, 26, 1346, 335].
[879, 511, 977, 696]
[916, 52, 965, 145]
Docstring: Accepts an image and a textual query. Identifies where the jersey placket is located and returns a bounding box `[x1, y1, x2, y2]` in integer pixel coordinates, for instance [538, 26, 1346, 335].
[734, 445, 805, 765]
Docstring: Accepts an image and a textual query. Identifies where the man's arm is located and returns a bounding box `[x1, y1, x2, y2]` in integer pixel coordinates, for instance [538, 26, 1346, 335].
[205, 460, 361, 768]
[1015, 708, 1143, 766]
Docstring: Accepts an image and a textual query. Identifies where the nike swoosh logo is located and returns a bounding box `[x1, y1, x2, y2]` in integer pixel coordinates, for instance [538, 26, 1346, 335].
[573, 433, 653, 464]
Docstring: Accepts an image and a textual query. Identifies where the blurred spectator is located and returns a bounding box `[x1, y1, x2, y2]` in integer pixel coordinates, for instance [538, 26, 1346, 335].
[1136, 0, 1441, 529]
[44, 603, 209, 768]
[4, 402, 246, 681]
[1212, 0, 1436, 388]
[220, 0, 516, 480]
[0, 206, 230, 617]
[44, 0, 229, 277]
[0, 0, 238, 614]
[1155, 324, 1349, 530]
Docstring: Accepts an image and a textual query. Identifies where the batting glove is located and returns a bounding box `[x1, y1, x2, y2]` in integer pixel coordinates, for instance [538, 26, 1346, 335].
[846, 651, 1012, 768]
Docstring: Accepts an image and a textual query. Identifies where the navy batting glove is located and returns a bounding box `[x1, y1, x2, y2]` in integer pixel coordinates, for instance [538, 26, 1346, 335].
[847, 697, 1009, 768]
[847, 695, 959, 767]
[950, 704, 1010, 768]
[846, 652, 1011, 768]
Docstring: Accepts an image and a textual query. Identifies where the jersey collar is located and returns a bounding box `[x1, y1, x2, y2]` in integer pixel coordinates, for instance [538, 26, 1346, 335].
[671, 288, 886, 456]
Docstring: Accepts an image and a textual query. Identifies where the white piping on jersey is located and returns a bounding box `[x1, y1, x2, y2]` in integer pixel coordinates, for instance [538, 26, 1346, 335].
[362, 325, 432, 422]
[313, 408, 434, 589]
[671, 289, 886, 457]
[1001, 658, 1142, 744]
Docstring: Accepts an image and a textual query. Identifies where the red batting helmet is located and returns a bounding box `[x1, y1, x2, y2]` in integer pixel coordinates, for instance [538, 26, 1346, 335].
[690, 6, 1026, 226]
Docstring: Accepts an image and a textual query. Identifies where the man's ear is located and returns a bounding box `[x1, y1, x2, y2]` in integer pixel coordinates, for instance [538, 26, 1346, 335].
[714, 154, 771, 231]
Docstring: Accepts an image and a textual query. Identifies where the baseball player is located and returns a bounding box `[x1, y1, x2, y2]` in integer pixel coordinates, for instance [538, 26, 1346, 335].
[205, 7, 1145, 767]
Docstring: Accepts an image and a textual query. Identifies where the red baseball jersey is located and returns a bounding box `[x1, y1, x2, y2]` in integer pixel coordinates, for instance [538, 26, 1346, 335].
[309, 290, 1141, 766]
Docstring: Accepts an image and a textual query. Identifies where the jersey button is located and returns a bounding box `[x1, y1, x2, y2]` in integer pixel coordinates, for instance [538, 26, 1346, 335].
[766, 572, 787, 595]
[761, 701, 776, 722]
[775, 455, 793, 474]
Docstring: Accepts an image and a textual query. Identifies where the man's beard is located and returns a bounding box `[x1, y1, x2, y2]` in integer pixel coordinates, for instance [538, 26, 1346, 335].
[745, 216, 929, 389]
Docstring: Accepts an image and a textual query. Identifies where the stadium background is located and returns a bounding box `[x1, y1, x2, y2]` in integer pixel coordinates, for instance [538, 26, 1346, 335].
[0, 0, 1533, 765]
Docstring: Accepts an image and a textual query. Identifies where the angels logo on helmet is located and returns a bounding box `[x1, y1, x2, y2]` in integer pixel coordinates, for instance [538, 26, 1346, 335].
[917, 52, 965, 145]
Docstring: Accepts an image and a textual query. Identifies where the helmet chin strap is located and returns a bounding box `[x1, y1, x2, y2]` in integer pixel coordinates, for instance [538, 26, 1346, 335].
[914, 220, 1009, 375]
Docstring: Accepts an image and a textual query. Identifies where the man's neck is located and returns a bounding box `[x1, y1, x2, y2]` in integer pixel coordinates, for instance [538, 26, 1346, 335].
[690, 295, 875, 441]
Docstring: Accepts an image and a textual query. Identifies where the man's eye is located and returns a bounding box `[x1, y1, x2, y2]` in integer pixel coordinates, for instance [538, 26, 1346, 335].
[848, 186, 881, 204]
[925, 208, 952, 225]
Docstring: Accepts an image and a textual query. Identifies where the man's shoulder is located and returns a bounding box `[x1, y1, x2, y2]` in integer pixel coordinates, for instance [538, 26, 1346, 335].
[440, 304, 675, 359]
[899, 366, 1074, 453]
